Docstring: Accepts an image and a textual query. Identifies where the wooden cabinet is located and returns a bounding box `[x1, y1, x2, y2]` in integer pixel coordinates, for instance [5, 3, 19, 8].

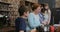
[55, 26, 60, 32]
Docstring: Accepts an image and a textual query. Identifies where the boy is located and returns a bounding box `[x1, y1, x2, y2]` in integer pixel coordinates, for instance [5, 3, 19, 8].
[15, 6, 29, 32]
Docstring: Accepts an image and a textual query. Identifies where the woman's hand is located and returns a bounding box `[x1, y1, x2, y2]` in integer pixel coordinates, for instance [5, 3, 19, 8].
[19, 30, 24, 32]
[31, 28, 36, 32]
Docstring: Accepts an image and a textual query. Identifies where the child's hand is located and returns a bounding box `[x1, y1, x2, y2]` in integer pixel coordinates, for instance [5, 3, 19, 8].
[46, 21, 50, 25]
[42, 21, 46, 25]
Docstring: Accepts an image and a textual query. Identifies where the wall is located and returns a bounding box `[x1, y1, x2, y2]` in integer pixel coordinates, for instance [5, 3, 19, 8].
[56, 0, 60, 8]
[0, 0, 38, 26]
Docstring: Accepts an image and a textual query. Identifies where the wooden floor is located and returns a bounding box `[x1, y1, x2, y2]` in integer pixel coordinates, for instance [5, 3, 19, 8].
[0, 26, 15, 32]
[0, 26, 60, 32]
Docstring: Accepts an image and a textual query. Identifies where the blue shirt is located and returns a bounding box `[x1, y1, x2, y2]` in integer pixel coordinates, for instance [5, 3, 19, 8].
[39, 13, 44, 23]
[15, 17, 26, 32]
[28, 13, 41, 29]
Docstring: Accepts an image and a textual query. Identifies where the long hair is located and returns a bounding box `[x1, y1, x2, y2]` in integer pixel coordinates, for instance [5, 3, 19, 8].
[41, 3, 49, 13]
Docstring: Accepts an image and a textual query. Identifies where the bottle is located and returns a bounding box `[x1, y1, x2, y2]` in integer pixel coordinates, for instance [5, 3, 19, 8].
[50, 25, 55, 32]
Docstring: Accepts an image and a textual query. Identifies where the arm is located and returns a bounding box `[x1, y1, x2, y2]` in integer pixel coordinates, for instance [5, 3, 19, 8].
[48, 9, 51, 24]
[28, 14, 37, 28]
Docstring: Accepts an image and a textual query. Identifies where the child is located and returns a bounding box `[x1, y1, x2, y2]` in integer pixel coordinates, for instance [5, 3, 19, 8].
[40, 3, 51, 32]
[15, 6, 29, 32]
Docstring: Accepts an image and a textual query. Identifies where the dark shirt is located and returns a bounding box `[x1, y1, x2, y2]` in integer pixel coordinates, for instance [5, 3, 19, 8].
[15, 17, 26, 32]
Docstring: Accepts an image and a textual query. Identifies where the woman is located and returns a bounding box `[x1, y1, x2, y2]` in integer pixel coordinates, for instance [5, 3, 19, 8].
[27, 3, 42, 32]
